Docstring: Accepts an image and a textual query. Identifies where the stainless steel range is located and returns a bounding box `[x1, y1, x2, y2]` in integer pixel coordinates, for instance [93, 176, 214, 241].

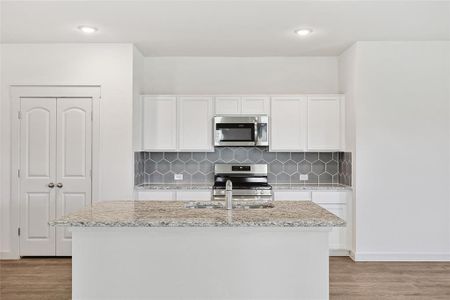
[212, 164, 273, 201]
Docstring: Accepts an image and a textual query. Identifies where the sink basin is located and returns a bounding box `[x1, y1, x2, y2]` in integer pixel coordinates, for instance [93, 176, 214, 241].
[185, 201, 274, 209]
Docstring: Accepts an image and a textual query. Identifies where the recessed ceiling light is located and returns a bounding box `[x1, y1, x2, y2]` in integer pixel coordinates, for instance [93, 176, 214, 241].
[295, 28, 313, 36]
[78, 26, 98, 34]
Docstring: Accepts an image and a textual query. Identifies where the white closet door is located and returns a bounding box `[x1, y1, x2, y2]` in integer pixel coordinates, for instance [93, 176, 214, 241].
[19, 98, 57, 256]
[55, 98, 92, 256]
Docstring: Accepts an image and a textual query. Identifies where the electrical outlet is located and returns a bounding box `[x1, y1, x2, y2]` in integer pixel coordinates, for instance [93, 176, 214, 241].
[174, 174, 183, 181]
[299, 174, 309, 181]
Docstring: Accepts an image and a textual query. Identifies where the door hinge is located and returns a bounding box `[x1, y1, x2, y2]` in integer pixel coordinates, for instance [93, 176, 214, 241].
[18, 111, 22, 119]
[18, 228, 21, 236]
[17, 169, 20, 178]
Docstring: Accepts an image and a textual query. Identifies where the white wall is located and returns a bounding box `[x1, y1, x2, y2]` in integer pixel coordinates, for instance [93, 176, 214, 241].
[143, 57, 338, 94]
[338, 44, 358, 254]
[133, 46, 145, 151]
[340, 41, 450, 261]
[1, 44, 135, 258]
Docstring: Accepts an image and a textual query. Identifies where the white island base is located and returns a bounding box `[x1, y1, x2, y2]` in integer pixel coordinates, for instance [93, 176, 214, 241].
[72, 227, 331, 300]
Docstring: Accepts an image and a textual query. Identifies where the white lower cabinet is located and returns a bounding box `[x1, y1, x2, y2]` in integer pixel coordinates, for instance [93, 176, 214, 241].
[318, 203, 348, 253]
[312, 191, 351, 256]
[136, 191, 175, 201]
[274, 190, 351, 256]
[273, 191, 312, 201]
[176, 190, 212, 201]
[136, 190, 212, 201]
[137, 189, 351, 256]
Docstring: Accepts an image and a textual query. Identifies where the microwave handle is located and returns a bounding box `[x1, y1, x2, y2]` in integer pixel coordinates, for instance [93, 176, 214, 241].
[254, 121, 258, 145]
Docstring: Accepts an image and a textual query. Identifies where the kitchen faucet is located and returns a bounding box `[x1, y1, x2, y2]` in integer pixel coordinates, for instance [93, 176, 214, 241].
[225, 179, 233, 210]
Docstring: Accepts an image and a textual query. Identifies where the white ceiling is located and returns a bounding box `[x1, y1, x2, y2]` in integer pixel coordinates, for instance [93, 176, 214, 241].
[1, 1, 449, 56]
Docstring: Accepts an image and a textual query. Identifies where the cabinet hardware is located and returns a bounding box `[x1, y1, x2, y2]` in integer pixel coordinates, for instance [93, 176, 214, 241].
[48, 182, 55, 188]
[56, 183, 63, 188]
[18, 228, 21, 236]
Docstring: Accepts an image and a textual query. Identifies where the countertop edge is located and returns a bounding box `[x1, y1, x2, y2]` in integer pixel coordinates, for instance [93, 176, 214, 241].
[134, 184, 352, 191]
[50, 221, 346, 228]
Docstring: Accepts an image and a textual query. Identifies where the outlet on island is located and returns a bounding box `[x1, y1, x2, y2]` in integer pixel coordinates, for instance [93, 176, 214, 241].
[299, 174, 309, 181]
[174, 173, 184, 181]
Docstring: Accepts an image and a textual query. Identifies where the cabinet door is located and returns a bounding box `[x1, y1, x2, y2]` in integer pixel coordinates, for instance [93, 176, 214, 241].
[307, 96, 341, 150]
[274, 191, 311, 201]
[137, 191, 175, 201]
[142, 96, 177, 151]
[215, 97, 241, 115]
[319, 204, 347, 251]
[270, 96, 307, 151]
[241, 96, 270, 115]
[312, 191, 349, 253]
[311, 191, 347, 204]
[178, 96, 214, 151]
[176, 190, 212, 201]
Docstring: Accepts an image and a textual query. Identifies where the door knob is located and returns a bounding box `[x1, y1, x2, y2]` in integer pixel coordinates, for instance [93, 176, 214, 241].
[48, 183, 55, 188]
[56, 183, 63, 188]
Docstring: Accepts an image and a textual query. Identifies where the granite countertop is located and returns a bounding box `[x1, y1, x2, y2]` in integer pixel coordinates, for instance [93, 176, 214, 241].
[271, 183, 352, 191]
[135, 183, 352, 191]
[49, 201, 345, 228]
[135, 183, 213, 190]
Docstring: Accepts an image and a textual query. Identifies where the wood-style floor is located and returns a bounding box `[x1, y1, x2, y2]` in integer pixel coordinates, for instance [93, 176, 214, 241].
[1, 257, 450, 299]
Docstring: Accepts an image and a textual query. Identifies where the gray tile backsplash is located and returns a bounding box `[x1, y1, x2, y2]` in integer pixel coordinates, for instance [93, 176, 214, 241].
[338, 152, 352, 186]
[135, 148, 352, 186]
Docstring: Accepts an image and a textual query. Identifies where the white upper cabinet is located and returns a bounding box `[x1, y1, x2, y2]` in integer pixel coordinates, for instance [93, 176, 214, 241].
[142, 95, 214, 152]
[215, 96, 270, 115]
[142, 96, 177, 151]
[178, 96, 214, 151]
[270, 96, 307, 151]
[241, 96, 270, 114]
[215, 97, 241, 115]
[140, 94, 344, 152]
[307, 96, 343, 150]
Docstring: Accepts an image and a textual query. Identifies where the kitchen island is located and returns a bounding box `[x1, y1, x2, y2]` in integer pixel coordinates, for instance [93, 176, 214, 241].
[51, 201, 345, 300]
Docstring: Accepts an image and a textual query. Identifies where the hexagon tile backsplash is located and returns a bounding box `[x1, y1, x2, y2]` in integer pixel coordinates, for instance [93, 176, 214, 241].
[134, 147, 352, 186]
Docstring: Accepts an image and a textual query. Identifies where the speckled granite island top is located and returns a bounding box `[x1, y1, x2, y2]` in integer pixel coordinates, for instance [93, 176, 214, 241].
[50, 201, 345, 228]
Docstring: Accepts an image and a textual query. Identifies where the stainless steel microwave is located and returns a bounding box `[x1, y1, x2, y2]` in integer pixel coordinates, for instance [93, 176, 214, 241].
[213, 115, 269, 147]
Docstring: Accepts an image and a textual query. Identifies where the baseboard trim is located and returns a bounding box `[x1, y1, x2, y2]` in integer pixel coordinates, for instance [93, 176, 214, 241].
[0, 250, 20, 260]
[329, 249, 350, 256]
[354, 252, 450, 262]
[349, 250, 356, 261]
